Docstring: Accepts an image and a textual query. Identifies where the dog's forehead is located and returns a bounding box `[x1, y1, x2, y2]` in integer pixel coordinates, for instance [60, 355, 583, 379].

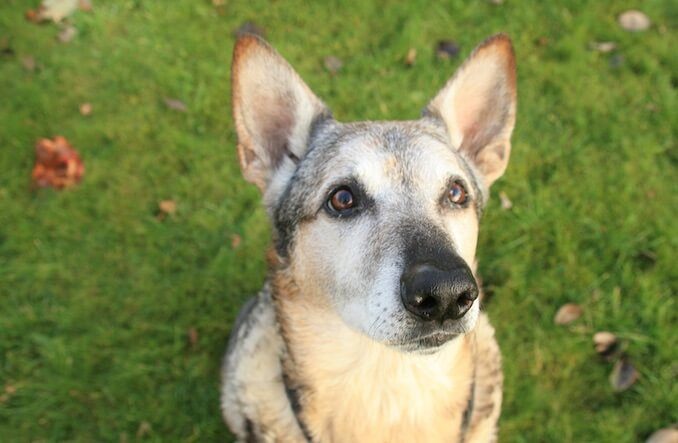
[316, 120, 470, 195]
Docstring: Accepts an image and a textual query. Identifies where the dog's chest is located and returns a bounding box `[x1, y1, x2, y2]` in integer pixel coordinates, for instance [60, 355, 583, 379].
[288, 321, 474, 442]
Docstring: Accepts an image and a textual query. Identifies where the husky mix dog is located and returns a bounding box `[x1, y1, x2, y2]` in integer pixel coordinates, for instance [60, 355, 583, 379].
[221, 33, 517, 442]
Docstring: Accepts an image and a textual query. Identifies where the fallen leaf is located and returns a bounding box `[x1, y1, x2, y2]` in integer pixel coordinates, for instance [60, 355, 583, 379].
[187, 327, 199, 347]
[554, 303, 583, 325]
[21, 56, 36, 72]
[233, 21, 266, 38]
[136, 421, 152, 438]
[212, 0, 226, 5]
[618, 10, 651, 32]
[436, 40, 460, 60]
[0, 36, 14, 56]
[78, 0, 92, 12]
[489, 0, 504, 4]
[593, 331, 619, 360]
[57, 25, 77, 43]
[231, 234, 242, 249]
[79, 102, 92, 116]
[499, 191, 513, 210]
[589, 41, 617, 53]
[404, 48, 417, 66]
[163, 98, 187, 112]
[35, 0, 79, 23]
[32, 136, 85, 189]
[4, 385, 16, 395]
[158, 200, 177, 217]
[323, 55, 343, 74]
[646, 428, 678, 443]
[610, 356, 639, 391]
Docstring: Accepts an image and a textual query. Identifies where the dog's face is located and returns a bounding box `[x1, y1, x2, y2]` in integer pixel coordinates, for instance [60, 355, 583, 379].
[232, 35, 516, 352]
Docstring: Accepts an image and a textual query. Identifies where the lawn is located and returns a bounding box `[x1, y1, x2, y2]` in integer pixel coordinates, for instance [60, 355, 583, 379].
[0, 0, 676, 441]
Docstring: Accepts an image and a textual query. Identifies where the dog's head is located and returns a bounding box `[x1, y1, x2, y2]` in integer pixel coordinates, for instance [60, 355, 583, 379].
[231, 35, 516, 352]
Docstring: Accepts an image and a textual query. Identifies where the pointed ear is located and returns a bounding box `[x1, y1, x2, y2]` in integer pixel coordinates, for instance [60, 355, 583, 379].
[425, 34, 516, 187]
[231, 35, 331, 192]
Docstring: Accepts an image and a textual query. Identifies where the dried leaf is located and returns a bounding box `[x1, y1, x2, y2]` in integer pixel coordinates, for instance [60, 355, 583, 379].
[187, 327, 199, 347]
[589, 41, 617, 53]
[618, 10, 651, 32]
[37, 0, 79, 22]
[323, 56, 343, 74]
[21, 56, 36, 72]
[136, 421, 152, 438]
[499, 191, 513, 210]
[436, 40, 460, 60]
[57, 25, 77, 43]
[212, 0, 226, 5]
[404, 48, 417, 66]
[78, 0, 93, 12]
[646, 428, 678, 443]
[32, 136, 85, 189]
[1, 36, 14, 56]
[79, 102, 92, 116]
[231, 234, 242, 249]
[610, 356, 639, 391]
[233, 21, 266, 38]
[554, 303, 583, 325]
[593, 331, 619, 360]
[163, 98, 187, 112]
[158, 200, 176, 216]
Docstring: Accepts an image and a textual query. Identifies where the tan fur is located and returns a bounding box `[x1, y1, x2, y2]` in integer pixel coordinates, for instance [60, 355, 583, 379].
[270, 255, 502, 443]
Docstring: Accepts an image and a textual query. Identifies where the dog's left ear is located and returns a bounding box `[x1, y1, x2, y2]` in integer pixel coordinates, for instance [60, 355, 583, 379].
[425, 34, 516, 187]
[232, 35, 331, 193]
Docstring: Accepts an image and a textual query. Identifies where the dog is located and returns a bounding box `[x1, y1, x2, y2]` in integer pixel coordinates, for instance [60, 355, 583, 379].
[221, 33, 516, 442]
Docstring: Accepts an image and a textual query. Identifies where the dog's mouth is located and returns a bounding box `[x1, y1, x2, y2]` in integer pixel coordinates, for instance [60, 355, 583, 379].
[397, 330, 459, 353]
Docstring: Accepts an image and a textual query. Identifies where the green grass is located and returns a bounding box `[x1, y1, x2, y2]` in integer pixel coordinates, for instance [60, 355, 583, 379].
[1, 0, 676, 441]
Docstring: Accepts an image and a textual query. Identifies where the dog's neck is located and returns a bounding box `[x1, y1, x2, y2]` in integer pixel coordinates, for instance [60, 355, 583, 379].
[270, 258, 476, 442]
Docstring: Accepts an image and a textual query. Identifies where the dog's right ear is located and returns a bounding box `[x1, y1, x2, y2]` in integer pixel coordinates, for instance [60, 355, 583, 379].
[231, 35, 330, 193]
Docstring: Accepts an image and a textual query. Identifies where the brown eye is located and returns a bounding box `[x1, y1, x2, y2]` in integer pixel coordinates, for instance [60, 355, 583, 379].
[448, 182, 468, 205]
[328, 187, 355, 213]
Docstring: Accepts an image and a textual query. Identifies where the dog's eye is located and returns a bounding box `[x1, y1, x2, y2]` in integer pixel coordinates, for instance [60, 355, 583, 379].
[327, 187, 355, 214]
[448, 182, 468, 205]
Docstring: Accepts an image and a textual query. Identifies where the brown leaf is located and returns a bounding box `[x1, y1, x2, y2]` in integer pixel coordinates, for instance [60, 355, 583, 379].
[79, 102, 92, 116]
[136, 421, 152, 438]
[21, 56, 36, 72]
[57, 25, 77, 43]
[212, 0, 226, 5]
[554, 303, 583, 325]
[436, 40, 460, 60]
[589, 41, 617, 53]
[231, 234, 242, 249]
[35, 0, 79, 23]
[233, 21, 266, 38]
[187, 327, 199, 347]
[404, 48, 417, 66]
[1, 37, 15, 56]
[158, 200, 177, 216]
[646, 428, 678, 443]
[593, 331, 619, 360]
[323, 56, 343, 75]
[163, 97, 188, 112]
[499, 191, 513, 210]
[78, 0, 92, 12]
[610, 356, 639, 391]
[618, 10, 651, 32]
[32, 136, 85, 189]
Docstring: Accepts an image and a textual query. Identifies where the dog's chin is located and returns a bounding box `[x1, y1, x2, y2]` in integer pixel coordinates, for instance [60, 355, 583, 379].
[394, 331, 461, 355]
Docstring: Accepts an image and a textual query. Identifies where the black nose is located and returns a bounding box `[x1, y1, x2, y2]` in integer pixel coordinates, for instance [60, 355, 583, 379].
[400, 264, 478, 321]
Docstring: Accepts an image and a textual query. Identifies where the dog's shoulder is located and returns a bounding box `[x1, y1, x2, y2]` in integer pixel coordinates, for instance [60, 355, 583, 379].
[221, 286, 307, 442]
